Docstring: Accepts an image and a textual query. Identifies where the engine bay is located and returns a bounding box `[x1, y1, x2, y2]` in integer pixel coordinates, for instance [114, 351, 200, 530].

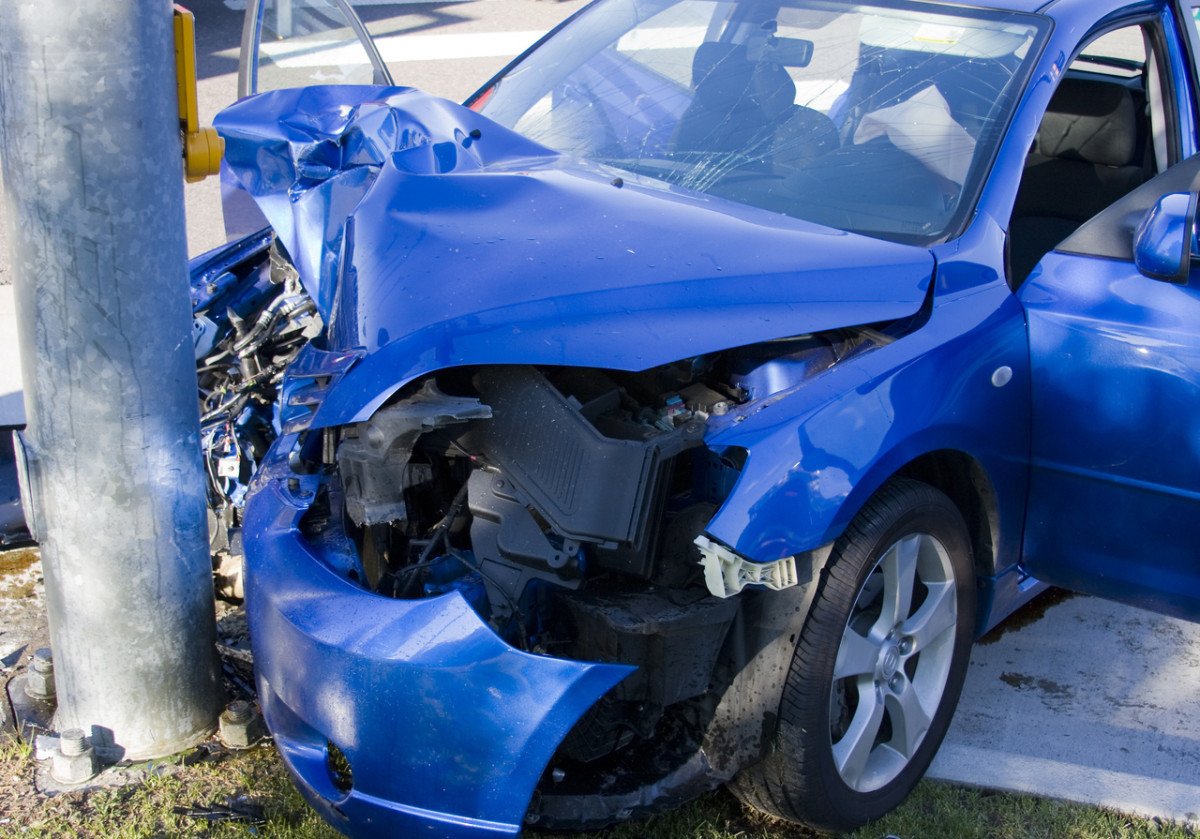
[307, 334, 887, 812]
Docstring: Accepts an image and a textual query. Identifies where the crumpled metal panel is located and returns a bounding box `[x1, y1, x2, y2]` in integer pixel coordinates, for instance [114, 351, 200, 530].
[216, 85, 556, 318]
[215, 86, 936, 428]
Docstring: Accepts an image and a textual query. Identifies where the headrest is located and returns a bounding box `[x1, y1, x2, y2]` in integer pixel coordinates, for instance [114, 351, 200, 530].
[691, 42, 754, 101]
[692, 42, 798, 121]
[751, 60, 797, 120]
[1037, 76, 1139, 167]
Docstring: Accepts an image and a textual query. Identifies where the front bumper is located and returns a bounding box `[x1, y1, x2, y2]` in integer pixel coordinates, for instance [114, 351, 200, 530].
[243, 457, 632, 839]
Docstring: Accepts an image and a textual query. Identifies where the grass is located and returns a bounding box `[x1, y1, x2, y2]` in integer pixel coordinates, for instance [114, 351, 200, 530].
[0, 737, 1192, 839]
[0, 738, 336, 839]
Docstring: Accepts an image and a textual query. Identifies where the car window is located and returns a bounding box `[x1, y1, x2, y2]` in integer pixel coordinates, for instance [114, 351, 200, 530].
[477, 0, 1047, 245]
[510, 2, 721, 150]
[1073, 27, 1146, 77]
[1057, 153, 1200, 263]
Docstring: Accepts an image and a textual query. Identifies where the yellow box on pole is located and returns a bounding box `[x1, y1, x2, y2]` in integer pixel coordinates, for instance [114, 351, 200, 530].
[174, 5, 223, 182]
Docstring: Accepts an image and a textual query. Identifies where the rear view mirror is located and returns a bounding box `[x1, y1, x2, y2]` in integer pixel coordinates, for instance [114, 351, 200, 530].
[763, 37, 815, 68]
[747, 21, 814, 68]
[1133, 192, 1198, 283]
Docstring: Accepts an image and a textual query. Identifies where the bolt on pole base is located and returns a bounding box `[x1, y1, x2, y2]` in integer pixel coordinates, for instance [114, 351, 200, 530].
[218, 700, 267, 749]
[50, 728, 98, 785]
[31, 736, 195, 796]
[5, 645, 56, 746]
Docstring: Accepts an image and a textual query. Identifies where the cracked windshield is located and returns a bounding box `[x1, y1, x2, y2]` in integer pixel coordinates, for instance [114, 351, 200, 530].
[479, 0, 1045, 243]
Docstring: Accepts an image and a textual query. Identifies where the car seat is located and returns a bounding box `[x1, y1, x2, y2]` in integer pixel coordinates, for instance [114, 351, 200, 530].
[673, 42, 837, 173]
[673, 42, 774, 155]
[1009, 75, 1150, 284]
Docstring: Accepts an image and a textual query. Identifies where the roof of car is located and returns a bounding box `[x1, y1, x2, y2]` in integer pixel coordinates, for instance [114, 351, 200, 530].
[949, 0, 1170, 24]
[975, 0, 1048, 11]
[992, 0, 1144, 17]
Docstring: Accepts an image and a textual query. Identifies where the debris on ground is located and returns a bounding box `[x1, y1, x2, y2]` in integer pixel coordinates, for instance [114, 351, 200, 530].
[173, 794, 266, 825]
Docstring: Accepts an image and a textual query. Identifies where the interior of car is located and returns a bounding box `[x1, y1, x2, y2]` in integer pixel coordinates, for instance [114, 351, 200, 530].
[681, 29, 1029, 242]
[1007, 23, 1165, 286]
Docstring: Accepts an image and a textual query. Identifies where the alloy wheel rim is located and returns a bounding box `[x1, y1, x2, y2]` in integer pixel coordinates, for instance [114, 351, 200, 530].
[828, 532, 957, 792]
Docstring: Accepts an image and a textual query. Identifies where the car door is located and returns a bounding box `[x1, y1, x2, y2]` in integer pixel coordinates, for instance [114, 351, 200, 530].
[1018, 156, 1200, 622]
[1015, 5, 1200, 622]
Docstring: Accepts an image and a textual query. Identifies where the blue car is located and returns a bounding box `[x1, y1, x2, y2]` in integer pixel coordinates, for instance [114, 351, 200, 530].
[189, 0, 1200, 834]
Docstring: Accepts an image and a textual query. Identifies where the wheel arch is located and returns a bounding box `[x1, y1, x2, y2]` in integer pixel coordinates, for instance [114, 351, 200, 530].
[704, 447, 1004, 794]
[828, 447, 1005, 637]
[894, 449, 1001, 584]
[726, 475, 979, 831]
[704, 295, 1029, 583]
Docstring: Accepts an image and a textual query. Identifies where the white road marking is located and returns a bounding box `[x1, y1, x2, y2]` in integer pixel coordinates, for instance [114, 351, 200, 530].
[258, 29, 548, 65]
[224, 0, 495, 9]
[254, 25, 721, 67]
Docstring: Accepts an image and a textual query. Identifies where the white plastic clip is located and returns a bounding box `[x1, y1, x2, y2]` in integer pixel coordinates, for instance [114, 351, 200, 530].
[695, 534, 798, 598]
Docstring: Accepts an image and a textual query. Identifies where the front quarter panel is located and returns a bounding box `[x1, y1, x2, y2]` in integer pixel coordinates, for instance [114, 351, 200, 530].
[706, 221, 1031, 608]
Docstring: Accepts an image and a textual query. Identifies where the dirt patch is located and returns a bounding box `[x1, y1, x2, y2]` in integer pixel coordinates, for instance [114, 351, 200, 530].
[0, 576, 35, 600]
[0, 547, 44, 668]
[0, 548, 36, 578]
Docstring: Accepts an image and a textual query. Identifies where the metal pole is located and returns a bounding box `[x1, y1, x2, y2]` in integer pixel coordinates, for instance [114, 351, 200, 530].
[0, 2, 221, 759]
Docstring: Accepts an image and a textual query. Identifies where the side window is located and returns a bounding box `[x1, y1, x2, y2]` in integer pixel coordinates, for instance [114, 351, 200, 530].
[1008, 23, 1171, 285]
[1075, 27, 1173, 172]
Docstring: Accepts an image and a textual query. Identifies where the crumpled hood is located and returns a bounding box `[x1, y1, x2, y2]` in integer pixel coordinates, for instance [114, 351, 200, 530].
[216, 86, 935, 427]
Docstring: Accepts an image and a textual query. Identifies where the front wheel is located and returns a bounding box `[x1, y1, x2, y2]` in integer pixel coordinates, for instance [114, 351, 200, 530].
[731, 478, 976, 832]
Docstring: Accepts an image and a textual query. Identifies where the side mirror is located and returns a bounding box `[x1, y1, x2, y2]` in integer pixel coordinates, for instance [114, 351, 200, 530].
[1133, 192, 1198, 283]
[237, 0, 392, 99]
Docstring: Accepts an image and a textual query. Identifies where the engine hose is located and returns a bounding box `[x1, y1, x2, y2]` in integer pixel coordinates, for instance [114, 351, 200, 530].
[235, 297, 315, 358]
[231, 295, 290, 353]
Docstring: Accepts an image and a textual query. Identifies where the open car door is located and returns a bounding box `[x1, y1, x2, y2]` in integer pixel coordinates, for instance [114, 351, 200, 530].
[1017, 155, 1200, 622]
[238, 0, 391, 98]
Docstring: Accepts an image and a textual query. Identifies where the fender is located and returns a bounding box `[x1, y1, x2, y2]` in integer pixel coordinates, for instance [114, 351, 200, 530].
[705, 271, 1031, 580]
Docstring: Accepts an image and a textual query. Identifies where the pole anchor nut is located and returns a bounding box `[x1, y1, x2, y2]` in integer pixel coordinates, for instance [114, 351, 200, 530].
[218, 700, 266, 749]
[24, 647, 56, 700]
[52, 728, 99, 784]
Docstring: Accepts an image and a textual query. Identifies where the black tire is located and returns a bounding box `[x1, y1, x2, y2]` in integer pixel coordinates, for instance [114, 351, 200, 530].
[730, 478, 976, 832]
